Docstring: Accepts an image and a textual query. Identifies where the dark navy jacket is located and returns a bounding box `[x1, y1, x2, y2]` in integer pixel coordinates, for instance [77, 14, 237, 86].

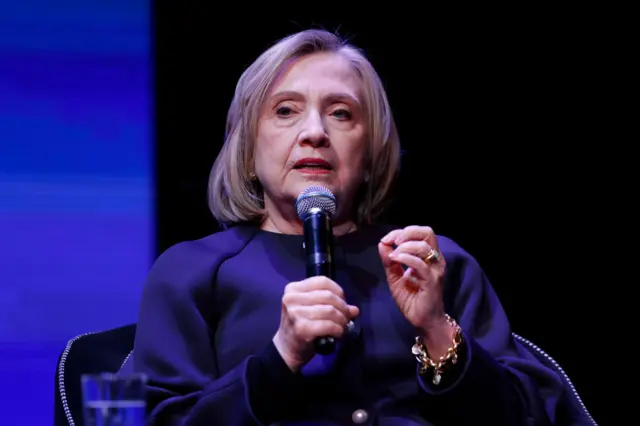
[126, 224, 592, 425]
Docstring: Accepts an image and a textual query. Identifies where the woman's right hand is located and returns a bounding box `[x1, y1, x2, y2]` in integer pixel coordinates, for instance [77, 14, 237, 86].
[273, 276, 360, 372]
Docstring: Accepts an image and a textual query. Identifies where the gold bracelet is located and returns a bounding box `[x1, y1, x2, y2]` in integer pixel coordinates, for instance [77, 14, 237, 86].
[412, 314, 463, 385]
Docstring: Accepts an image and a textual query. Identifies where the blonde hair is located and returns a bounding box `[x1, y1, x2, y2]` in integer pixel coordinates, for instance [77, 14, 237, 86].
[208, 29, 401, 227]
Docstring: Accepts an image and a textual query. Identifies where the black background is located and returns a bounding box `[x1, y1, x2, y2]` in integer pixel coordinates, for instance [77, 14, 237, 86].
[155, 8, 617, 424]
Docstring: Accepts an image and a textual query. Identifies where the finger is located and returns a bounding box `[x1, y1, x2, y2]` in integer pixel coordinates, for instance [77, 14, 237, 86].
[380, 229, 403, 246]
[396, 225, 439, 251]
[348, 305, 360, 318]
[289, 304, 351, 327]
[391, 240, 434, 259]
[297, 319, 347, 341]
[390, 252, 431, 277]
[285, 276, 345, 300]
[283, 290, 352, 319]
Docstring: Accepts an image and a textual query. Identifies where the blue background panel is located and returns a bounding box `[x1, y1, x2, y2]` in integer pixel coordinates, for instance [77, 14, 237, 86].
[0, 1, 152, 424]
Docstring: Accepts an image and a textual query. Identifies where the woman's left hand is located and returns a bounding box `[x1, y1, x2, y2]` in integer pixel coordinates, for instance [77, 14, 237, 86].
[378, 226, 449, 338]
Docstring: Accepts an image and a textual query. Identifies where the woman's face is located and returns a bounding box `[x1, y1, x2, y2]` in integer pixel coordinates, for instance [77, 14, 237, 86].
[254, 52, 368, 221]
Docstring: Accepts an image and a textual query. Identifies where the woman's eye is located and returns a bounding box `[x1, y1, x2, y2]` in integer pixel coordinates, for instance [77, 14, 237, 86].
[332, 109, 352, 120]
[276, 106, 294, 117]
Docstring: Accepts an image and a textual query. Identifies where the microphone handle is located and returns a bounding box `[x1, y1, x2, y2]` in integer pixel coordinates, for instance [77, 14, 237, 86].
[303, 211, 337, 355]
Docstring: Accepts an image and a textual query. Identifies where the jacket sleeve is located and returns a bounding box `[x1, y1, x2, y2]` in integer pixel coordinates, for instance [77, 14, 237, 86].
[132, 240, 304, 426]
[415, 236, 573, 426]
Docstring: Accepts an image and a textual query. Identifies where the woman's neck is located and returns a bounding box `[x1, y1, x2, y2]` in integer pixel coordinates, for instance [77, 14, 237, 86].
[260, 193, 357, 236]
[260, 212, 357, 236]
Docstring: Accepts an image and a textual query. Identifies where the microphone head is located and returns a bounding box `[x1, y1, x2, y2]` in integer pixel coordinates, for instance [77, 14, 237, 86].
[296, 185, 337, 220]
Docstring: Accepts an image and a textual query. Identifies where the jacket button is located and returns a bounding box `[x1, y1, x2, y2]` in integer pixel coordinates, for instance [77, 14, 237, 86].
[352, 409, 369, 424]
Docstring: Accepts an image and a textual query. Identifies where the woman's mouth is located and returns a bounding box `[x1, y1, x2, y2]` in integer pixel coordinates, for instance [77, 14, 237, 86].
[293, 158, 333, 174]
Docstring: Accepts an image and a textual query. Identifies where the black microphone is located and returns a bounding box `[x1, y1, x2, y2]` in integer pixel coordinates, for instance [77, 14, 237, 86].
[296, 185, 338, 355]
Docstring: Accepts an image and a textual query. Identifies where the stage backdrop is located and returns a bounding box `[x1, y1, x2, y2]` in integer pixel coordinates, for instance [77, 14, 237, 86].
[0, 1, 152, 424]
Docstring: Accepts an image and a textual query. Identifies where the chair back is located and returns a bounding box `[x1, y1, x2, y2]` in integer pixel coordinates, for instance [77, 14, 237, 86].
[512, 333, 598, 426]
[54, 324, 136, 426]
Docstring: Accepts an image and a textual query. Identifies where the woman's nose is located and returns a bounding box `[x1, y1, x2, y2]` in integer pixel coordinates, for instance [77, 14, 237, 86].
[298, 112, 329, 147]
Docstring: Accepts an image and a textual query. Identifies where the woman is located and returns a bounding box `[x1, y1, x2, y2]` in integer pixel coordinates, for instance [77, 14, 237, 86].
[132, 29, 584, 425]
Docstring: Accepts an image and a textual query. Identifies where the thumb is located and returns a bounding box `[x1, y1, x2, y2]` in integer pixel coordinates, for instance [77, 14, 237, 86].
[378, 242, 404, 283]
[378, 241, 394, 267]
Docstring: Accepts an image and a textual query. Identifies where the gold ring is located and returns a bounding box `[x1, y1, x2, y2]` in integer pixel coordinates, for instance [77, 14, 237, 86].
[423, 248, 440, 265]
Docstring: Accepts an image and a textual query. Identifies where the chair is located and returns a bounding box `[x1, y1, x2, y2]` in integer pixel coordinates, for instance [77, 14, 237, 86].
[54, 324, 136, 426]
[511, 333, 598, 426]
[53, 326, 597, 426]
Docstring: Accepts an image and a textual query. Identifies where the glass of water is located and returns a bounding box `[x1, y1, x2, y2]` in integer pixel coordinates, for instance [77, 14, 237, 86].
[81, 373, 147, 426]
